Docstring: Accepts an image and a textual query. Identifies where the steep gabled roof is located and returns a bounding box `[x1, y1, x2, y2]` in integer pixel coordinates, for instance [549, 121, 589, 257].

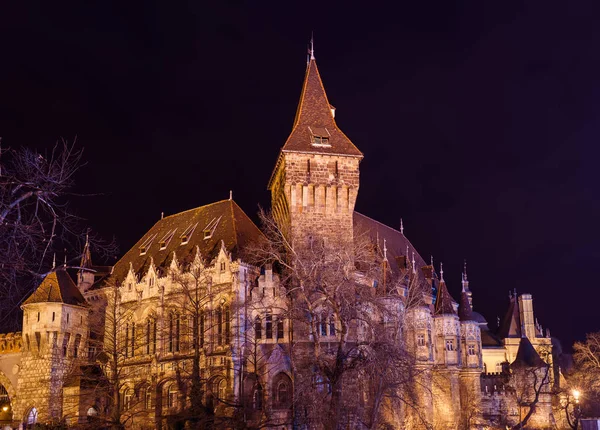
[353, 212, 427, 275]
[23, 268, 87, 307]
[106, 199, 263, 283]
[497, 296, 522, 338]
[282, 59, 362, 157]
[511, 336, 546, 368]
[435, 280, 457, 315]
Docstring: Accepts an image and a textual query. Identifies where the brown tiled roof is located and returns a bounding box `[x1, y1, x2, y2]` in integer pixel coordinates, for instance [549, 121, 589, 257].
[511, 336, 546, 368]
[434, 280, 457, 315]
[282, 59, 362, 157]
[23, 268, 87, 307]
[353, 212, 427, 274]
[106, 199, 263, 283]
[481, 328, 503, 347]
[497, 297, 521, 338]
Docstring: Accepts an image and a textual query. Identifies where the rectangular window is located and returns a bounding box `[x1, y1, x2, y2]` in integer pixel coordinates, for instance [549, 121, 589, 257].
[417, 334, 425, 346]
[277, 317, 284, 340]
[62, 333, 71, 357]
[131, 324, 135, 357]
[320, 316, 327, 336]
[266, 314, 273, 339]
[255, 317, 262, 340]
[175, 316, 180, 352]
[445, 339, 454, 351]
[52, 312, 55, 322]
[468, 344, 475, 356]
[146, 320, 151, 355]
[74, 334, 81, 358]
[329, 317, 335, 336]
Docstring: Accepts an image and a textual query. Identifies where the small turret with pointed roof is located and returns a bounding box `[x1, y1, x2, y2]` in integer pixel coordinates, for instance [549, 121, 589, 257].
[461, 260, 473, 310]
[511, 335, 546, 369]
[435, 263, 457, 315]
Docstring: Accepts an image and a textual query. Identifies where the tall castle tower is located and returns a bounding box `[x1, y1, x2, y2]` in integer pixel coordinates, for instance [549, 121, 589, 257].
[15, 267, 90, 424]
[268, 49, 363, 246]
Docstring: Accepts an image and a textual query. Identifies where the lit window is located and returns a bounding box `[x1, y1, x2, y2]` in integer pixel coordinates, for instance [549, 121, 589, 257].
[203, 216, 222, 240]
[180, 223, 198, 245]
[139, 233, 157, 255]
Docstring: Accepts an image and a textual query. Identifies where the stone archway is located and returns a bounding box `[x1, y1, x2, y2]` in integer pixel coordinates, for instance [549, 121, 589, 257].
[0, 372, 15, 425]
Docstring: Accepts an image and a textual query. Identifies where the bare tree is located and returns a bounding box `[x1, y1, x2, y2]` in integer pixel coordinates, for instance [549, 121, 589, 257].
[506, 350, 552, 430]
[244, 210, 418, 429]
[0, 139, 115, 331]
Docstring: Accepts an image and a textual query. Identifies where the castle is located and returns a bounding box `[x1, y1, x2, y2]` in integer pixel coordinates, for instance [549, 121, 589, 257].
[0, 50, 559, 429]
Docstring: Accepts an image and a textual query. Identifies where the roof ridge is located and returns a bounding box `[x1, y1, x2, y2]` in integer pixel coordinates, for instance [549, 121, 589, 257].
[161, 199, 231, 221]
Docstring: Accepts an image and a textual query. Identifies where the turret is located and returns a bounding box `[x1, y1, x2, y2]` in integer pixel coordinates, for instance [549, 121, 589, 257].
[16, 267, 90, 423]
[433, 263, 460, 366]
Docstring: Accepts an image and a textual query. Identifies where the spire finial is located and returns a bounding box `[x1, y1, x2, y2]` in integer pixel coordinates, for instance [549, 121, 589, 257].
[440, 262, 444, 281]
[400, 218, 404, 235]
[229, 190, 232, 200]
[52, 253, 56, 270]
[430, 255, 434, 267]
[64, 251, 67, 267]
[309, 33, 315, 60]
[412, 251, 416, 274]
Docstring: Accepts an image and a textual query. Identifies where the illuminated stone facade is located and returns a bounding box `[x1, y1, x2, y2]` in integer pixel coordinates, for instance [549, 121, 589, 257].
[0, 55, 560, 430]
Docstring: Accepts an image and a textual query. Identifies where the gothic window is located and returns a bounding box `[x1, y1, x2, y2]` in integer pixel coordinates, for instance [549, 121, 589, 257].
[254, 316, 262, 340]
[217, 307, 223, 345]
[320, 315, 327, 336]
[329, 317, 335, 336]
[167, 384, 177, 409]
[252, 384, 263, 410]
[417, 334, 426, 346]
[265, 314, 273, 339]
[225, 306, 230, 345]
[218, 379, 226, 401]
[123, 389, 133, 410]
[276, 317, 284, 340]
[220, 262, 226, 272]
[168, 314, 174, 353]
[200, 310, 205, 347]
[445, 339, 455, 351]
[272, 373, 292, 409]
[468, 344, 475, 356]
[26, 408, 37, 425]
[131, 324, 136, 357]
[175, 315, 180, 352]
[146, 319, 151, 354]
[149, 276, 154, 287]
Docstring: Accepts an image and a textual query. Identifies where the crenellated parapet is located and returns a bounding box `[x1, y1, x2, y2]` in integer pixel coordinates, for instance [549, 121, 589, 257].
[0, 332, 22, 354]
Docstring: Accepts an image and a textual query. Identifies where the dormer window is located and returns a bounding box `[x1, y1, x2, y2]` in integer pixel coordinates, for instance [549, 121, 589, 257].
[158, 229, 176, 251]
[139, 233, 157, 255]
[203, 216, 222, 240]
[308, 126, 331, 147]
[180, 223, 198, 245]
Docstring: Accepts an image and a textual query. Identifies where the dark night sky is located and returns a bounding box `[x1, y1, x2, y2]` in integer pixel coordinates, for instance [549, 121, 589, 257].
[1, 2, 599, 350]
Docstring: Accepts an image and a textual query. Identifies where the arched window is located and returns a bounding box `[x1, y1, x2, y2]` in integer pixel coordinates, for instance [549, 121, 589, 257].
[123, 388, 133, 410]
[167, 384, 177, 409]
[276, 316, 284, 340]
[224, 306, 230, 345]
[265, 314, 273, 339]
[272, 373, 292, 409]
[213, 379, 226, 402]
[27, 407, 37, 425]
[199, 310, 205, 348]
[169, 313, 174, 353]
[252, 384, 263, 410]
[254, 316, 262, 340]
[217, 307, 223, 345]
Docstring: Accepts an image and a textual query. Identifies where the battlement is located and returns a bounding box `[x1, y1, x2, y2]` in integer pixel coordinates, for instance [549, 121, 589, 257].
[480, 372, 509, 396]
[0, 332, 22, 354]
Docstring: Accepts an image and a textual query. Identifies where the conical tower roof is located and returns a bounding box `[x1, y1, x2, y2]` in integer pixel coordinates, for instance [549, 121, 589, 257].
[435, 280, 456, 315]
[281, 58, 362, 157]
[458, 289, 474, 321]
[23, 268, 87, 307]
[511, 336, 546, 368]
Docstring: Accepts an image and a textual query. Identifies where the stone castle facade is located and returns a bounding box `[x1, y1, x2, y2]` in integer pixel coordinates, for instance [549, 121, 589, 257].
[0, 52, 560, 429]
